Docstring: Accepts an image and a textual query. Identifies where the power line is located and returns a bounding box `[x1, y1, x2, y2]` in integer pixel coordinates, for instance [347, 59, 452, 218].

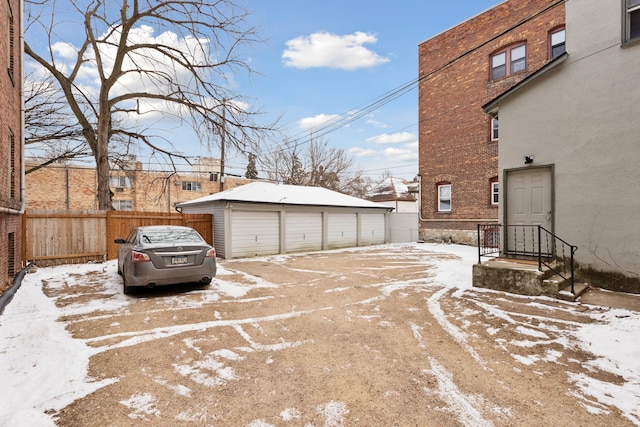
[272, 0, 566, 151]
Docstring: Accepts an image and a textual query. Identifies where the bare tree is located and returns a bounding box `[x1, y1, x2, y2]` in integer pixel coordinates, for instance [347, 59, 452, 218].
[261, 137, 371, 197]
[24, 0, 276, 209]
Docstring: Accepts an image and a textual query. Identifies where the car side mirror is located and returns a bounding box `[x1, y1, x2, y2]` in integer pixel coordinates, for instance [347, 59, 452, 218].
[114, 238, 126, 244]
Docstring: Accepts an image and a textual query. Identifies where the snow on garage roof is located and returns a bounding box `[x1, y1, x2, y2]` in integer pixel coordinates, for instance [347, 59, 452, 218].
[176, 182, 392, 210]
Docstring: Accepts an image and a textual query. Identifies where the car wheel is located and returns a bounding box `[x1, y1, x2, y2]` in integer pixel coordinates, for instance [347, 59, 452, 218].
[123, 267, 133, 295]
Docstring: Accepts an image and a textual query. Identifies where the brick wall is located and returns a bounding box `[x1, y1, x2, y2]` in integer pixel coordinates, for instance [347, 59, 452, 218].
[25, 162, 252, 212]
[0, 0, 23, 285]
[418, 0, 565, 244]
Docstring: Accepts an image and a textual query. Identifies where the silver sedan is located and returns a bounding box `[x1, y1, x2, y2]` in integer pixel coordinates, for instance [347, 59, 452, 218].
[115, 225, 216, 294]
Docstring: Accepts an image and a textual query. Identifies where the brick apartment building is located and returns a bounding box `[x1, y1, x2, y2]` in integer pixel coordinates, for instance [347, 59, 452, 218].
[0, 0, 23, 287]
[417, 0, 565, 244]
[25, 157, 252, 212]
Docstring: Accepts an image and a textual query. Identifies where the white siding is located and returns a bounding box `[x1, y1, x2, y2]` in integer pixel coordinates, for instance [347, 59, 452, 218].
[231, 211, 280, 258]
[360, 213, 385, 245]
[388, 213, 419, 243]
[327, 213, 357, 248]
[285, 212, 323, 253]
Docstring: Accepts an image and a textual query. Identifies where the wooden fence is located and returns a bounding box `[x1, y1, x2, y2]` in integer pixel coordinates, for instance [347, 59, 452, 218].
[23, 209, 213, 267]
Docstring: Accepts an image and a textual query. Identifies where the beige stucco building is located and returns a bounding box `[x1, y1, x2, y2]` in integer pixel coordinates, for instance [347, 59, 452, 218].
[484, 0, 640, 291]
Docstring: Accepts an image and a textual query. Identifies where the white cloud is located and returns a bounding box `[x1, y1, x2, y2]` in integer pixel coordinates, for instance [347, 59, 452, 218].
[366, 132, 416, 145]
[349, 147, 377, 158]
[51, 42, 78, 59]
[282, 31, 389, 70]
[297, 114, 340, 130]
[384, 146, 418, 162]
[366, 119, 388, 129]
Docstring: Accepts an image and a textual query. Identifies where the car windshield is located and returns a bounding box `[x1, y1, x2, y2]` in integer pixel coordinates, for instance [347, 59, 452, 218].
[140, 229, 204, 244]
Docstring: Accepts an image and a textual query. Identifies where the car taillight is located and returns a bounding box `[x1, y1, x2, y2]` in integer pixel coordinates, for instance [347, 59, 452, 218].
[131, 251, 151, 263]
[205, 248, 216, 258]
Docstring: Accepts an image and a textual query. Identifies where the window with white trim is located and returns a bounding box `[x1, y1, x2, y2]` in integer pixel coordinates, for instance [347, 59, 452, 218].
[550, 28, 566, 58]
[438, 184, 451, 212]
[112, 200, 133, 211]
[182, 181, 201, 192]
[491, 117, 499, 141]
[626, 0, 640, 42]
[109, 175, 132, 189]
[491, 181, 499, 205]
[491, 44, 526, 80]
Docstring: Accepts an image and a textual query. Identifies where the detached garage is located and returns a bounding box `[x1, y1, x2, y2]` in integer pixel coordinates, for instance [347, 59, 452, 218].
[176, 182, 393, 259]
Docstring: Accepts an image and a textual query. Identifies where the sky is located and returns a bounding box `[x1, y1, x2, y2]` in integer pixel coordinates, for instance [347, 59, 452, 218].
[24, 0, 503, 183]
[0, 242, 639, 426]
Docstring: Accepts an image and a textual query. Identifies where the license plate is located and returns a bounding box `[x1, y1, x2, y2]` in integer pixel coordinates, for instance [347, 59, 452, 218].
[171, 255, 188, 265]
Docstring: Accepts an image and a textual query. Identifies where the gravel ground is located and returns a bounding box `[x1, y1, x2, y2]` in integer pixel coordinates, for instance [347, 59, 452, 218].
[26, 245, 638, 426]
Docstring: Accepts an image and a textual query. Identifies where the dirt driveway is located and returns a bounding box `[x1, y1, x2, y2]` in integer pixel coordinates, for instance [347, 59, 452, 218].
[39, 245, 636, 426]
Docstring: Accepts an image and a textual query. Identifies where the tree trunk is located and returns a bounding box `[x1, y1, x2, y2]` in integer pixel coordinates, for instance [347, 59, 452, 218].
[96, 106, 112, 210]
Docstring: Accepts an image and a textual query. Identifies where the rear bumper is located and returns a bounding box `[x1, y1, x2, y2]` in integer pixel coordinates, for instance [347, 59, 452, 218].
[126, 259, 216, 288]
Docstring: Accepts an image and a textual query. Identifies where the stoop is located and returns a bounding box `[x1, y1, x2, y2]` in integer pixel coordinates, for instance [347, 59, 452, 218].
[473, 258, 583, 300]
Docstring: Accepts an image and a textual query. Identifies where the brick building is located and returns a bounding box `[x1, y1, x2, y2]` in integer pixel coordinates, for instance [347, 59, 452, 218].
[0, 0, 23, 287]
[25, 157, 252, 212]
[417, 0, 565, 244]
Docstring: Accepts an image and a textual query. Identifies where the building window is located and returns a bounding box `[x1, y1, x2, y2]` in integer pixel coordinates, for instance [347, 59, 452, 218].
[626, 0, 640, 42]
[182, 181, 201, 191]
[437, 184, 451, 212]
[491, 117, 499, 141]
[550, 28, 566, 58]
[491, 180, 499, 205]
[491, 43, 526, 80]
[109, 175, 132, 189]
[113, 200, 133, 210]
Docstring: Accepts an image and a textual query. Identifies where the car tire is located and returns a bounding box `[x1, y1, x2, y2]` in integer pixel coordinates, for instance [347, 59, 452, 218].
[123, 268, 133, 295]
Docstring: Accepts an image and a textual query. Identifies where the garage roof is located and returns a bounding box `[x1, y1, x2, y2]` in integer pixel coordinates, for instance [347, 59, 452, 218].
[177, 182, 392, 210]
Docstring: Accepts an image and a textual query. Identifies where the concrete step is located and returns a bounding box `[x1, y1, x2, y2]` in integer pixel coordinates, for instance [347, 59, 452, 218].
[557, 282, 590, 302]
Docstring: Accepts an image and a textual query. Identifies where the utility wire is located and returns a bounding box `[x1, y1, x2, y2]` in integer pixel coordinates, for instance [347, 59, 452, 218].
[271, 0, 566, 152]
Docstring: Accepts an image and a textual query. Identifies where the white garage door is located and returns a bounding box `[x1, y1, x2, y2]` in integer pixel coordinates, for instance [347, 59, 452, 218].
[285, 212, 323, 253]
[327, 213, 357, 249]
[231, 211, 280, 258]
[360, 213, 385, 245]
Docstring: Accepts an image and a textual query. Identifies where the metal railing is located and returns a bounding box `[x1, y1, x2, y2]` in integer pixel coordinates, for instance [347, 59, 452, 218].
[477, 224, 578, 294]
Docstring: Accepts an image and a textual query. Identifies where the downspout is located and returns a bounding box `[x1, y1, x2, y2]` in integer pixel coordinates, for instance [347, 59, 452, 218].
[0, 0, 26, 216]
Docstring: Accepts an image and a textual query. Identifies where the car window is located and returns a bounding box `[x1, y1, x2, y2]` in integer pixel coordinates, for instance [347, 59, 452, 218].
[126, 229, 138, 244]
[140, 229, 204, 244]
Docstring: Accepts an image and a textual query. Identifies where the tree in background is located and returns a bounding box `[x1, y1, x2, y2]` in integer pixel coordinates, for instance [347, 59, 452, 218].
[261, 137, 371, 197]
[24, 0, 275, 209]
[245, 153, 258, 179]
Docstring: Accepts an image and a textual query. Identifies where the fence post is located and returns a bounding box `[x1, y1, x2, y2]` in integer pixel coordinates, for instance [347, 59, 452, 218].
[477, 224, 481, 264]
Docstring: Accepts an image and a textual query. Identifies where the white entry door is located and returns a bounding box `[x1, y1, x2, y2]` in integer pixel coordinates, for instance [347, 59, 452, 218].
[506, 167, 552, 255]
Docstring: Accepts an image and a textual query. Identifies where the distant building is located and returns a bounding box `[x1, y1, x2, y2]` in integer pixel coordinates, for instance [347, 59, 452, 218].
[25, 157, 252, 212]
[417, 0, 565, 244]
[368, 177, 418, 213]
[0, 0, 24, 286]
